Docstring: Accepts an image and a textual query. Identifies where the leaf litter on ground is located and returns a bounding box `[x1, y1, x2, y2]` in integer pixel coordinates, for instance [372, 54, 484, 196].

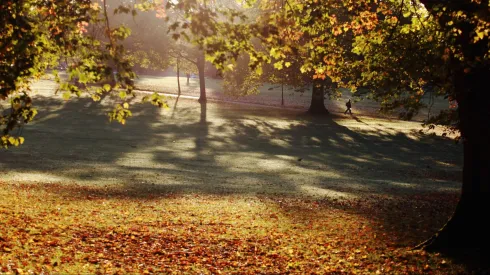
[0, 181, 474, 274]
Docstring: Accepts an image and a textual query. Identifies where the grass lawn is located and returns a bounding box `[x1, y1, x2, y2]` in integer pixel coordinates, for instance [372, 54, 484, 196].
[133, 74, 452, 121]
[0, 80, 482, 274]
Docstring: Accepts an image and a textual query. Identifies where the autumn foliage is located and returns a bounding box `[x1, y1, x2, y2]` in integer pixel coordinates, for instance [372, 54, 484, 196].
[0, 181, 476, 274]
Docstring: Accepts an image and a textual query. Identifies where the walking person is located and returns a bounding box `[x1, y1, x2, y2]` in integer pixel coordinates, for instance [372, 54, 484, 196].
[344, 99, 352, 115]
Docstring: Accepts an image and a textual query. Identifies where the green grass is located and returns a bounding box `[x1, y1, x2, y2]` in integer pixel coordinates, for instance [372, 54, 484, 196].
[132, 74, 452, 121]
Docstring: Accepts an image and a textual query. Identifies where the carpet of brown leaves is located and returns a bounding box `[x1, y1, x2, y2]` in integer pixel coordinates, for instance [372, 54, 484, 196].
[0, 181, 476, 274]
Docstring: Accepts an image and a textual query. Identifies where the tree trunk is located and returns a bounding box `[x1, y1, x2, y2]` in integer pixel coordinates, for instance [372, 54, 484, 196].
[187, 74, 190, 85]
[419, 66, 490, 256]
[415, 0, 490, 256]
[308, 80, 329, 115]
[200, 101, 207, 125]
[176, 57, 181, 96]
[197, 51, 206, 103]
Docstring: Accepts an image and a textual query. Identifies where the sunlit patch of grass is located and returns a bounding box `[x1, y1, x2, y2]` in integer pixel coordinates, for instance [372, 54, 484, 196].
[0, 181, 468, 274]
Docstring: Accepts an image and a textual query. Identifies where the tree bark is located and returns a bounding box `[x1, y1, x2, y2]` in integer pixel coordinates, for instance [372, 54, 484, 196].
[415, 0, 490, 255]
[308, 80, 329, 115]
[197, 51, 206, 103]
[420, 65, 490, 255]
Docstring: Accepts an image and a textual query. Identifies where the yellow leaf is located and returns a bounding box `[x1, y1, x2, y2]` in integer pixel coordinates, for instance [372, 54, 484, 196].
[62, 91, 71, 100]
[119, 91, 127, 99]
[92, 94, 101, 101]
[123, 102, 129, 109]
[8, 137, 15, 144]
[274, 61, 284, 70]
[477, 31, 484, 39]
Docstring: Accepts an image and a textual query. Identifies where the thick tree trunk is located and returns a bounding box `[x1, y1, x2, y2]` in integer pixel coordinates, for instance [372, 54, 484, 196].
[200, 101, 207, 125]
[197, 51, 206, 103]
[415, 0, 490, 256]
[308, 81, 329, 115]
[419, 66, 490, 256]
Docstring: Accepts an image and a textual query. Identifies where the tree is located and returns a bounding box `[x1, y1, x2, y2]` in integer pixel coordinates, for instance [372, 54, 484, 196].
[169, 43, 200, 94]
[163, 0, 227, 103]
[264, 0, 490, 255]
[195, 0, 490, 255]
[265, 56, 322, 108]
[412, 0, 490, 255]
[212, 0, 344, 113]
[1, 0, 95, 148]
[5, 0, 488, 257]
[0, 0, 165, 148]
[331, 0, 490, 254]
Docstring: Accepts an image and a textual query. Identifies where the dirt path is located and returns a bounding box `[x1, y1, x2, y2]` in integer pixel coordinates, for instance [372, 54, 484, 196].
[0, 80, 463, 200]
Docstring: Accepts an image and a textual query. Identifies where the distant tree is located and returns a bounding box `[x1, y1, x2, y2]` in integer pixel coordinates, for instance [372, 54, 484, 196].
[221, 54, 262, 97]
[169, 43, 200, 94]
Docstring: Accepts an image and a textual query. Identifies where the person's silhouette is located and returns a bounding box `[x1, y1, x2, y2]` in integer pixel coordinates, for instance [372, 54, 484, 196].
[344, 99, 352, 115]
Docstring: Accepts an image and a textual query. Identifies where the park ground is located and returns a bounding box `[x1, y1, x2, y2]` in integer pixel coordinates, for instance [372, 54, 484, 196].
[0, 78, 484, 274]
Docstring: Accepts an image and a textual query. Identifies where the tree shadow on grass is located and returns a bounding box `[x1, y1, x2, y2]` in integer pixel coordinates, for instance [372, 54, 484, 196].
[0, 97, 472, 269]
[1, 96, 462, 197]
[0, 94, 160, 173]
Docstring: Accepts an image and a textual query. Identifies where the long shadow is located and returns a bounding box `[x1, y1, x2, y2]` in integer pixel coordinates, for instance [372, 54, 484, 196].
[2, 95, 462, 197]
[1, 96, 471, 267]
[170, 94, 180, 119]
[0, 94, 160, 178]
[352, 114, 368, 125]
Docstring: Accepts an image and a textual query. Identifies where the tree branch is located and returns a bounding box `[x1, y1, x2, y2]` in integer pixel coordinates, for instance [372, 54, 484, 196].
[386, 0, 405, 42]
